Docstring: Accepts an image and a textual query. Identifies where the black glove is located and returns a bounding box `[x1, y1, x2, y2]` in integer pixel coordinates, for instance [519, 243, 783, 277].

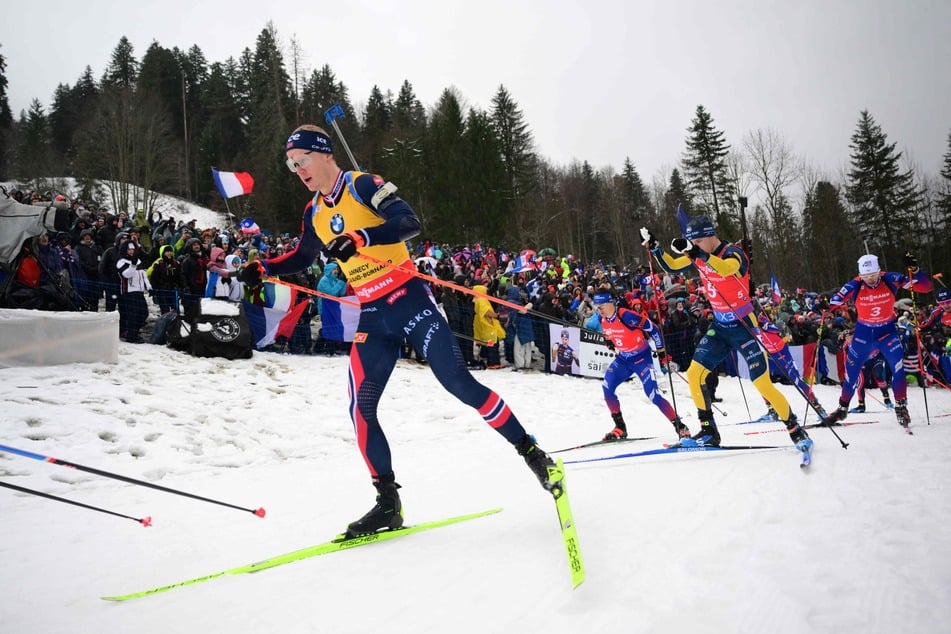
[671, 237, 701, 259]
[238, 261, 265, 286]
[639, 227, 657, 250]
[903, 252, 919, 271]
[604, 338, 616, 352]
[324, 232, 365, 262]
[655, 348, 668, 366]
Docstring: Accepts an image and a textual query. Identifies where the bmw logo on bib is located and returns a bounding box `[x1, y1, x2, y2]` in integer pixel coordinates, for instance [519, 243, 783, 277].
[330, 213, 345, 234]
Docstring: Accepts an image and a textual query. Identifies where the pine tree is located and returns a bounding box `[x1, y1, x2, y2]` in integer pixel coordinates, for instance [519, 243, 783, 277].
[101, 36, 139, 91]
[423, 88, 467, 239]
[361, 85, 392, 173]
[612, 158, 653, 264]
[620, 157, 653, 223]
[138, 42, 188, 196]
[682, 105, 735, 231]
[801, 181, 856, 290]
[0, 46, 12, 178]
[937, 131, 951, 247]
[298, 64, 360, 169]
[243, 23, 295, 231]
[490, 85, 536, 204]
[178, 45, 210, 201]
[568, 161, 606, 263]
[662, 168, 692, 239]
[380, 81, 425, 218]
[300, 65, 339, 125]
[197, 61, 246, 206]
[463, 107, 507, 244]
[48, 67, 100, 168]
[17, 99, 53, 186]
[845, 110, 921, 269]
[391, 80, 426, 137]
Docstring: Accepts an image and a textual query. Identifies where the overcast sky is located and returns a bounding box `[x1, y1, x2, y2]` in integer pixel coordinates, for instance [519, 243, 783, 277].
[4, 0, 950, 186]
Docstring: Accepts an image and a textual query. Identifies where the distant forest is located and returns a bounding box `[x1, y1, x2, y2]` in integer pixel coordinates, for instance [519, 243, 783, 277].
[0, 24, 949, 291]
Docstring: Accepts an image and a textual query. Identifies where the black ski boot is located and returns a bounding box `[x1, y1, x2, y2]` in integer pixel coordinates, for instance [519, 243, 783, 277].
[672, 417, 692, 438]
[682, 409, 720, 447]
[820, 400, 849, 427]
[516, 434, 558, 493]
[345, 474, 403, 538]
[895, 399, 911, 428]
[603, 412, 628, 441]
[785, 413, 813, 452]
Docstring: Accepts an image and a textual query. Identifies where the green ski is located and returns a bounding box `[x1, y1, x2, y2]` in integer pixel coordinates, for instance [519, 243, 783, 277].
[102, 507, 502, 601]
[548, 459, 585, 588]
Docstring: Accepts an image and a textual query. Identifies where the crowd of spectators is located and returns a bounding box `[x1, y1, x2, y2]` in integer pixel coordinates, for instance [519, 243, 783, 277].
[2, 188, 948, 387]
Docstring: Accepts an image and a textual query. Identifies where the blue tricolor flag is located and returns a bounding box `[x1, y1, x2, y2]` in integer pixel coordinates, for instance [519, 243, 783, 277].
[320, 295, 360, 342]
[510, 249, 537, 273]
[770, 271, 782, 306]
[211, 168, 254, 199]
[243, 282, 310, 348]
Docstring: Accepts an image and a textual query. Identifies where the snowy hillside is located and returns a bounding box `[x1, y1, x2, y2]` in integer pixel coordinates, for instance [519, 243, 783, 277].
[2, 178, 228, 230]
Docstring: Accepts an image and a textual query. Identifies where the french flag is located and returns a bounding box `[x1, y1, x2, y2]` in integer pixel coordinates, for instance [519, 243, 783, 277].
[770, 271, 782, 305]
[320, 296, 361, 342]
[243, 282, 310, 348]
[212, 168, 255, 199]
[510, 249, 537, 273]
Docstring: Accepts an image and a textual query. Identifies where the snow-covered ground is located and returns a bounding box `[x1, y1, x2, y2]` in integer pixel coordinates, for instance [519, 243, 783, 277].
[1, 343, 950, 634]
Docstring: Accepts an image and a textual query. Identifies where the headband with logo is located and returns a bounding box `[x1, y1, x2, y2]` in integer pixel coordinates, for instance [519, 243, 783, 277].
[286, 130, 333, 154]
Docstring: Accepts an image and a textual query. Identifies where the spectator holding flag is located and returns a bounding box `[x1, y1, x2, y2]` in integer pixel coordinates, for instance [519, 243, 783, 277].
[237, 124, 559, 539]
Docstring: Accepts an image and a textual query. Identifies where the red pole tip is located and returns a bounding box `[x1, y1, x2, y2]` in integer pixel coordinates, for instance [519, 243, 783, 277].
[141, 516, 152, 527]
[254, 507, 266, 518]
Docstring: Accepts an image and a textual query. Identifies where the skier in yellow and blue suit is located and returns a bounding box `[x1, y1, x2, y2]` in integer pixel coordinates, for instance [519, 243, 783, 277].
[238, 125, 558, 538]
[640, 217, 812, 455]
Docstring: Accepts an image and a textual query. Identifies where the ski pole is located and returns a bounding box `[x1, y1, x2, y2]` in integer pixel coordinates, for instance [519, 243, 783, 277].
[906, 262, 931, 425]
[324, 104, 361, 171]
[642, 243, 680, 416]
[0, 444, 265, 518]
[1, 480, 152, 527]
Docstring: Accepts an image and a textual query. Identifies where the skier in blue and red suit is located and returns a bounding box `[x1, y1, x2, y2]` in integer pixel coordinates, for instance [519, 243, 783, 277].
[238, 124, 558, 538]
[821, 252, 932, 431]
[589, 291, 691, 441]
